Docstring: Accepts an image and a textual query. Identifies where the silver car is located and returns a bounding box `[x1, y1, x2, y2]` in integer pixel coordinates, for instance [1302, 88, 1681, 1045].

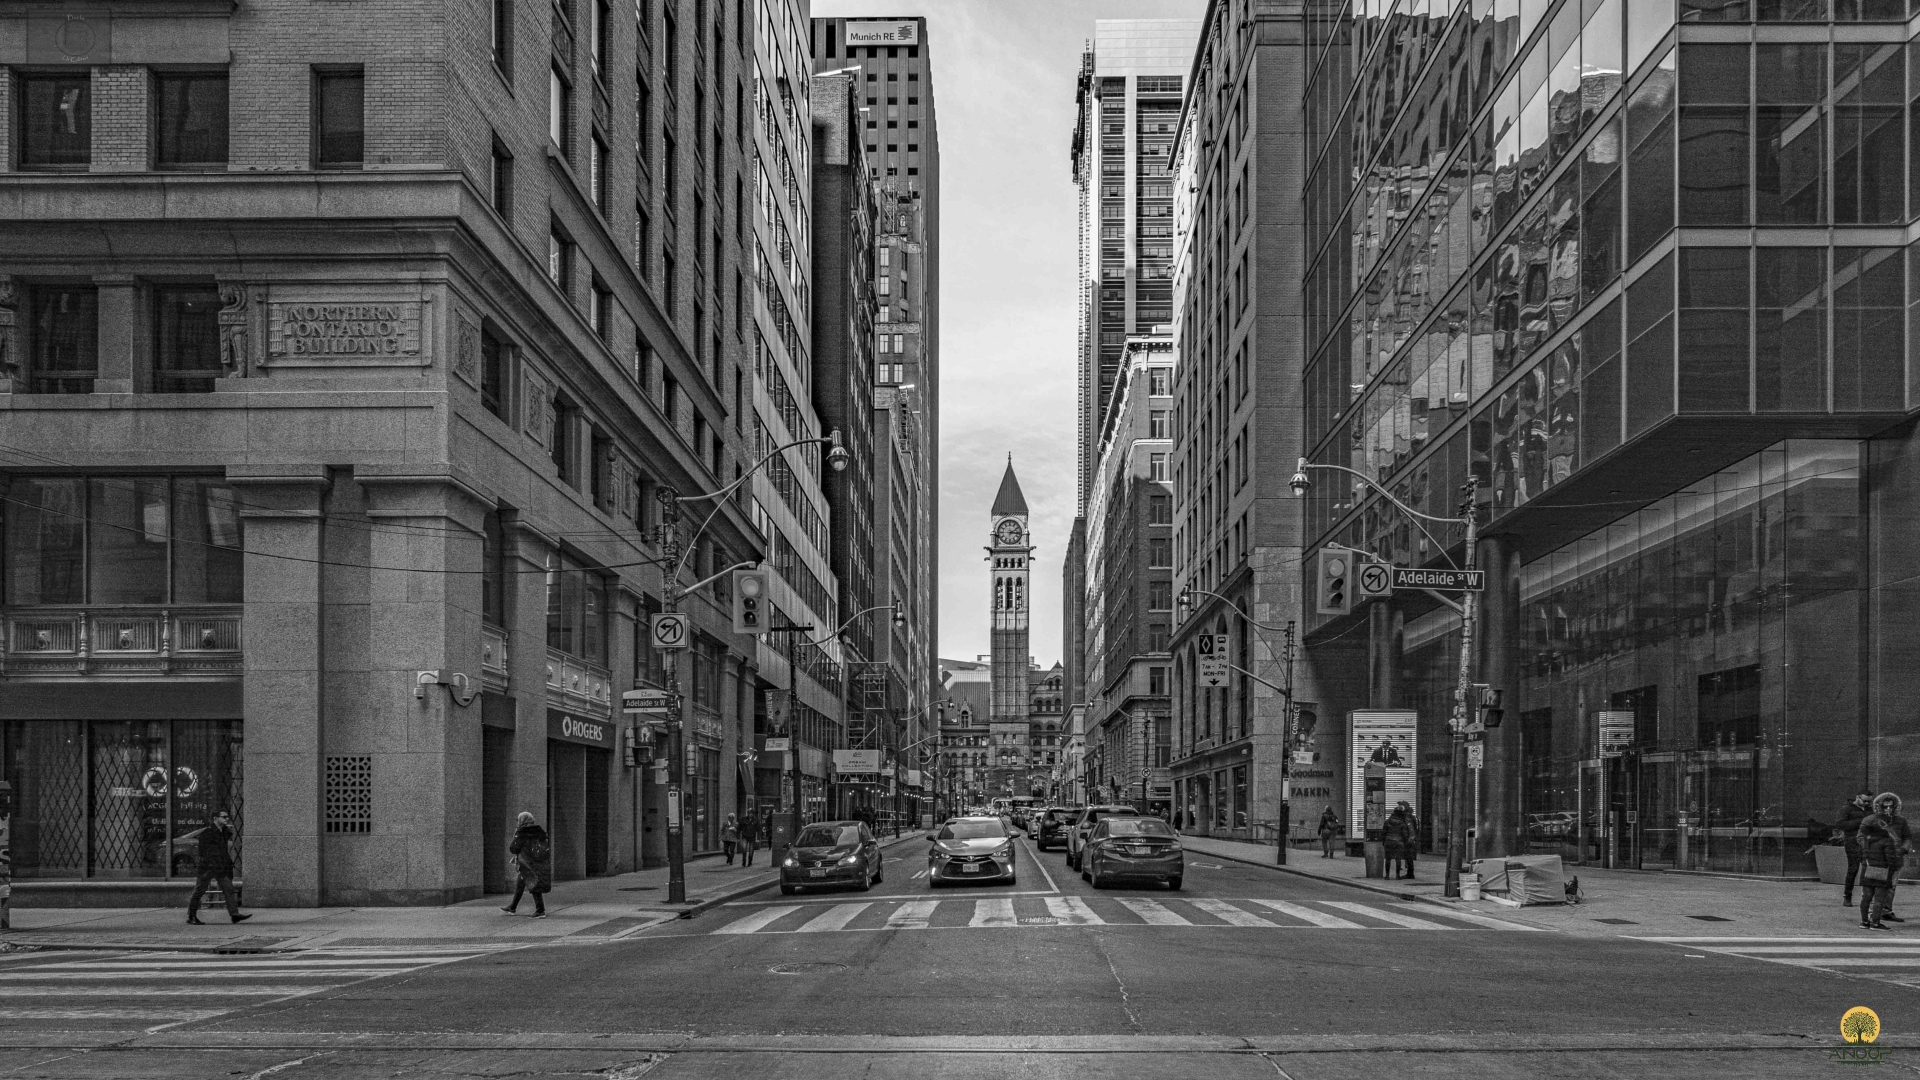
[927, 816, 1017, 887]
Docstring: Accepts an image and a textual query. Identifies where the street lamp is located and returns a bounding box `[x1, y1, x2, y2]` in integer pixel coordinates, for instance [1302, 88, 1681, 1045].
[652, 431, 846, 905]
[1290, 457, 1482, 900]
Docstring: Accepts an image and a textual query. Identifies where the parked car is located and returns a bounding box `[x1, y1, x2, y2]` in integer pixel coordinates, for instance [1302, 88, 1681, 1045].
[1034, 806, 1082, 851]
[1081, 816, 1184, 890]
[779, 820, 883, 895]
[927, 815, 1017, 887]
[1066, 804, 1141, 872]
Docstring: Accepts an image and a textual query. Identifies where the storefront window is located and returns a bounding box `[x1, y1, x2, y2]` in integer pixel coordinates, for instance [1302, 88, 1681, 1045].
[2, 476, 242, 606]
[2, 719, 242, 879]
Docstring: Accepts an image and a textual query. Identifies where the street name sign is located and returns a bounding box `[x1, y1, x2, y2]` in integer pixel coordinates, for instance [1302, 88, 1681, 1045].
[1196, 634, 1229, 687]
[763, 737, 792, 751]
[649, 612, 690, 649]
[621, 689, 675, 714]
[1391, 567, 1484, 591]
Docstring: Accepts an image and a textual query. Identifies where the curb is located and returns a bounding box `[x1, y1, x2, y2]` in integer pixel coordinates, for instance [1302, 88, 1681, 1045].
[1191, 844, 1458, 908]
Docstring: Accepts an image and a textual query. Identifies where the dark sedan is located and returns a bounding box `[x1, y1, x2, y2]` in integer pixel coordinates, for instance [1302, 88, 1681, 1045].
[779, 820, 883, 895]
[1034, 806, 1082, 851]
[1082, 816, 1184, 890]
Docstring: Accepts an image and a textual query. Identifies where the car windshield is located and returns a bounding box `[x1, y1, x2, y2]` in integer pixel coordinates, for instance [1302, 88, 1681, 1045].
[796, 825, 860, 847]
[1102, 819, 1176, 838]
[937, 820, 1008, 840]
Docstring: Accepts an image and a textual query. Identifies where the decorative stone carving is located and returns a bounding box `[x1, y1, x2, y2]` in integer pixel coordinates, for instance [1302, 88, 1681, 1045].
[453, 316, 480, 387]
[217, 282, 249, 373]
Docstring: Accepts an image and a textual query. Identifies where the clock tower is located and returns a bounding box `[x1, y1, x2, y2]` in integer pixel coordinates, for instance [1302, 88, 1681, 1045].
[987, 458, 1032, 795]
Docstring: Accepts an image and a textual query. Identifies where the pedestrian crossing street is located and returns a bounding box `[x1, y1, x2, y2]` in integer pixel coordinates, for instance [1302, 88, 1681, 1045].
[1642, 936, 1920, 985]
[0, 943, 514, 1031]
[703, 895, 1547, 936]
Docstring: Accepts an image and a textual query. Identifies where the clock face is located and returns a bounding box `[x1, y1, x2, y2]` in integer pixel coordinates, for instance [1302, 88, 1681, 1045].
[996, 519, 1023, 546]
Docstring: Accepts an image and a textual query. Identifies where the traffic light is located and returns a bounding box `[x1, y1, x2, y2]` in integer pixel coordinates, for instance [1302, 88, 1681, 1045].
[1476, 685, 1505, 728]
[1315, 548, 1352, 616]
[731, 566, 768, 635]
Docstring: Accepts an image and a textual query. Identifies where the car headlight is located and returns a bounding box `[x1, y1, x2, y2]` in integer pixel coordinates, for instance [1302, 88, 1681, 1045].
[839, 854, 861, 866]
[782, 857, 798, 868]
[993, 843, 1012, 858]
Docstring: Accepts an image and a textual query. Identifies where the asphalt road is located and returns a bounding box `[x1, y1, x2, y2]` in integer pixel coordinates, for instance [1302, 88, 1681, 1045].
[3, 832, 1914, 1079]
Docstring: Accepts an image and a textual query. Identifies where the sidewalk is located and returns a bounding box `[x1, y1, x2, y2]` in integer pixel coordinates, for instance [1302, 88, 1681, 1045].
[1180, 834, 1875, 938]
[0, 832, 927, 953]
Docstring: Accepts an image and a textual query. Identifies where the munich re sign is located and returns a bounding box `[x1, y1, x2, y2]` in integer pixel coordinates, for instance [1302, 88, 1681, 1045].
[845, 19, 918, 46]
[268, 302, 423, 359]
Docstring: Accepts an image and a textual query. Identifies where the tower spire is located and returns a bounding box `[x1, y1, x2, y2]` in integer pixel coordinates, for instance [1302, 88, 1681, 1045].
[991, 458, 1029, 517]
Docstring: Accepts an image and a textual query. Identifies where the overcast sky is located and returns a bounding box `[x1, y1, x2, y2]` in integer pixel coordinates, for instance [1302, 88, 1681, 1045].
[815, 0, 1205, 670]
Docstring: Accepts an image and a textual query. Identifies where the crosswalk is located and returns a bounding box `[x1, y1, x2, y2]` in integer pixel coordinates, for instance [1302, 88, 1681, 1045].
[0, 943, 512, 1031]
[1640, 936, 1920, 985]
[700, 896, 1545, 935]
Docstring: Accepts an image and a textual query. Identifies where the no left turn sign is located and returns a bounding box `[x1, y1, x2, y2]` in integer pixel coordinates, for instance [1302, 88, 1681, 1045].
[650, 612, 690, 650]
[1358, 562, 1392, 597]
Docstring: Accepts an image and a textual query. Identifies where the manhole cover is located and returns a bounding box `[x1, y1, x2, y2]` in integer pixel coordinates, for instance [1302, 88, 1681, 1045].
[1686, 915, 1733, 922]
[769, 962, 847, 975]
[617, 886, 659, 892]
[1018, 916, 1058, 925]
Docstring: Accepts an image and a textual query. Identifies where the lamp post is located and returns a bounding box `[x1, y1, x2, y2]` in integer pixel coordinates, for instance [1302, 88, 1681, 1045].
[1288, 458, 1481, 900]
[654, 431, 848, 904]
[1178, 585, 1299, 863]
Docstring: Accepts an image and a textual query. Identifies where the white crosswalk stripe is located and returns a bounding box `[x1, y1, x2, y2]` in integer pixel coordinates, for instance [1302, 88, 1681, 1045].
[0, 944, 504, 1031]
[702, 896, 1548, 935]
[1639, 936, 1920, 983]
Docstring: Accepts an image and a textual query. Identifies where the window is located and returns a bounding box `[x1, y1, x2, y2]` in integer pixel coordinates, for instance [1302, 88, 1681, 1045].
[589, 132, 608, 211]
[155, 73, 229, 168]
[1149, 453, 1169, 481]
[590, 428, 613, 511]
[1149, 666, 1168, 696]
[548, 66, 571, 153]
[480, 326, 510, 419]
[1149, 410, 1169, 439]
[544, 552, 607, 664]
[26, 285, 98, 395]
[1148, 538, 1171, 567]
[18, 74, 91, 169]
[490, 139, 514, 215]
[634, 204, 651, 278]
[151, 286, 223, 393]
[1148, 582, 1172, 610]
[878, 276, 890, 296]
[313, 68, 365, 168]
[482, 511, 507, 626]
[492, 0, 514, 74]
[590, 280, 612, 338]
[3, 476, 242, 606]
[549, 392, 576, 483]
[590, 0, 609, 76]
[548, 227, 571, 290]
[1149, 368, 1170, 396]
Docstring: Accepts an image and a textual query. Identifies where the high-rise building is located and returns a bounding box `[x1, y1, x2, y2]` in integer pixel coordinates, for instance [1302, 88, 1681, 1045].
[986, 460, 1033, 797]
[1297, 0, 1920, 876]
[1165, 1, 1307, 843]
[1082, 334, 1177, 813]
[0, 0, 808, 901]
[810, 16, 942, 729]
[1069, 19, 1200, 514]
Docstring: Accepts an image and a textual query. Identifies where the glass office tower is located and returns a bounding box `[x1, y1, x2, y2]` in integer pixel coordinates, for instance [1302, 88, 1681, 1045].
[1300, 0, 1920, 875]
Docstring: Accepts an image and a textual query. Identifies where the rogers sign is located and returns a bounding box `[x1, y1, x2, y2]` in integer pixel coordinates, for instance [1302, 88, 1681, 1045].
[547, 709, 611, 746]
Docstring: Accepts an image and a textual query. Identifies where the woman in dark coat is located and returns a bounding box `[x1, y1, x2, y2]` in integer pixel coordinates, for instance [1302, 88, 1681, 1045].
[1382, 803, 1416, 879]
[502, 811, 553, 918]
[1318, 807, 1341, 858]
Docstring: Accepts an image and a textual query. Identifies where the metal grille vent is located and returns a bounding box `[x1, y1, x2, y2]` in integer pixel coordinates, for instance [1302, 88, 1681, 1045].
[324, 756, 372, 834]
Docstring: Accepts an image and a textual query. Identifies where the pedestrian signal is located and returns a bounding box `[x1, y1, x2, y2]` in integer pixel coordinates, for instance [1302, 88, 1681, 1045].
[1477, 685, 1505, 729]
[1315, 548, 1352, 615]
[731, 566, 768, 635]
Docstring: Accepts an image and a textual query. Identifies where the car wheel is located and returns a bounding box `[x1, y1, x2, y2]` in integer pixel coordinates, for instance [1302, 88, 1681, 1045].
[1081, 864, 1092, 882]
[1090, 865, 1106, 889]
[856, 866, 872, 892]
[780, 884, 797, 896]
[1167, 876, 1182, 891]
[874, 861, 884, 884]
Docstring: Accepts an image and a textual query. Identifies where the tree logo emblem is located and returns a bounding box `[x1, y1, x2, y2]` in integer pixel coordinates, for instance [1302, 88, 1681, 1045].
[1842, 1006, 1881, 1045]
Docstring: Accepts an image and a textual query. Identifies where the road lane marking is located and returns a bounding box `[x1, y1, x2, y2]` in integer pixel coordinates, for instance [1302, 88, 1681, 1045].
[1185, 898, 1275, 927]
[0, 970, 412, 981]
[1242, 898, 1367, 929]
[797, 904, 871, 933]
[1390, 903, 1546, 931]
[1115, 899, 1192, 926]
[0, 1007, 226, 1021]
[886, 901, 938, 930]
[0, 985, 326, 997]
[1320, 901, 1453, 929]
[1026, 837, 1061, 894]
[712, 905, 801, 934]
[969, 898, 1019, 928]
[1044, 896, 1104, 925]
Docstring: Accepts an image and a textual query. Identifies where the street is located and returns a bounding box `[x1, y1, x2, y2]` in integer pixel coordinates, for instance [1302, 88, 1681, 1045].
[1, 834, 1911, 1079]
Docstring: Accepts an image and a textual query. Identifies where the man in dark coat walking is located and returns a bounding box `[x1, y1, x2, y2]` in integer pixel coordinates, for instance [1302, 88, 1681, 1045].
[737, 807, 761, 866]
[186, 811, 250, 925]
[1838, 790, 1874, 907]
[502, 811, 553, 918]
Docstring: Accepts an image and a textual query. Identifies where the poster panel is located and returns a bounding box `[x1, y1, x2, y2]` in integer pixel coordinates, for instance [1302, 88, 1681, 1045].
[1348, 709, 1418, 838]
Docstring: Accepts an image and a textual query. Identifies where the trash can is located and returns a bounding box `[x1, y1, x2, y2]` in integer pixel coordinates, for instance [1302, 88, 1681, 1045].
[1461, 879, 1482, 902]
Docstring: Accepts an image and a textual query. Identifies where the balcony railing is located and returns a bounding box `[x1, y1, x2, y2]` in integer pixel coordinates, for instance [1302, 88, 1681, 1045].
[2, 607, 243, 677]
[546, 648, 613, 717]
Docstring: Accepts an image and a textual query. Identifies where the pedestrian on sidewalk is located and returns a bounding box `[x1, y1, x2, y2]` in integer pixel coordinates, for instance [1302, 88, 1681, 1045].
[502, 811, 552, 918]
[1318, 807, 1341, 858]
[1864, 793, 1913, 923]
[737, 809, 760, 867]
[1383, 802, 1417, 879]
[722, 813, 740, 865]
[186, 810, 250, 925]
[1859, 815, 1901, 930]
[1838, 790, 1874, 907]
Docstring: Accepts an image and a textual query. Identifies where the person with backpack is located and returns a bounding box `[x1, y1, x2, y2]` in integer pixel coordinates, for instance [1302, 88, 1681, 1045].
[1318, 806, 1341, 858]
[737, 808, 761, 866]
[502, 811, 552, 918]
